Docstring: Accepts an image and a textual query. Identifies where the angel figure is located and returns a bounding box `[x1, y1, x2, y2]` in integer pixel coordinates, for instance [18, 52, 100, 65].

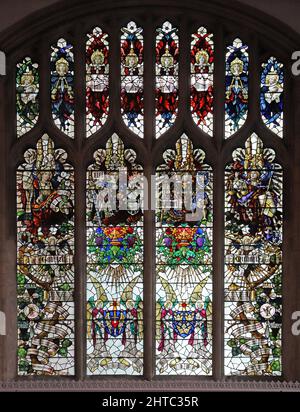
[87, 275, 143, 374]
[157, 275, 212, 374]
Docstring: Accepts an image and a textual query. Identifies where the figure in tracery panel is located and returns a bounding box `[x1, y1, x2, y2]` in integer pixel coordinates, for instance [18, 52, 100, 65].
[190, 27, 214, 136]
[224, 133, 282, 376]
[155, 21, 179, 138]
[155, 134, 213, 375]
[51, 38, 74, 138]
[16, 57, 39, 138]
[86, 134, 144, 375]
[260, 56, 284, 137]
[121, 21, 144, 137]
[17, 134, 75, 375]
[225, 38, 249, 138]
[86, 27, 109, 137]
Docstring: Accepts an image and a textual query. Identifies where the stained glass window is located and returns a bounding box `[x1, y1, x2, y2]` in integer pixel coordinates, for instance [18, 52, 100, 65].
[260, 57, 284, 137]
[17, 134, 75, 375]
[11, 14, 291, 384]
[16, 57, 39, 138]
[121, 22, 144, 138]
[155, 21, 179, 138]
[190, 27, 214, 136]
[51, 38, 74, 138]
[225, 38, 249, 138]
[155, 134, 213, 375]
[224, 133, 282, 375]
[86, 133, 144, 375]
[86, 27, 109, 138]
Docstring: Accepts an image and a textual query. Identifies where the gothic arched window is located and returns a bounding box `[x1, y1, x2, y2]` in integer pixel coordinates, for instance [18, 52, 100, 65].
[1, 0, 299, 391]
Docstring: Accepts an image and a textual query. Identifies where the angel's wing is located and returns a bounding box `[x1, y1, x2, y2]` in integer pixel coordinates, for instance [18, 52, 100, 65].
[190, 276, 209, 304]
[158, 275, 176, 303]
[89, 275, 108, 307]
[156, 276, 176, 337]
[120, 275, 139, 303]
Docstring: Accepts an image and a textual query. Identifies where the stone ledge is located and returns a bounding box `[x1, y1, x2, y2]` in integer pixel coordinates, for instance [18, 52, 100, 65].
[0, 380, 299, 392]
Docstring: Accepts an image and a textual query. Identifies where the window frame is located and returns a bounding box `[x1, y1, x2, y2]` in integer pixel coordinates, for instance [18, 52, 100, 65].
[0, 0, 299, 391]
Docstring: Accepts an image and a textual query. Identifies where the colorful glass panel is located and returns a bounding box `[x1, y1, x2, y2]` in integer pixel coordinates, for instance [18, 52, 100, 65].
[191, 27, 214, 136]
[224, 133, 282, 375]
[156, 134, 213, 375]
[17, 134, 75, 375]
[86, 133, 144, 375]
[155, 21, 179, 138]
[51, 38, 74, 138]
[86, 27, 109, 138]
[121, 22, 144, 138]
[260, 57, 283, 138]
[16, 57, 39, 138]
[225, 38, 249, 138]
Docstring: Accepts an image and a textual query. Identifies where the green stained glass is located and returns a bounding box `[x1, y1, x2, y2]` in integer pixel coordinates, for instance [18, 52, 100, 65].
[224, 133, 282, 376]
[86, 133, 144, 375]
[16, 57, 39, 138]
[17, 134, 75, 375]
[155, 134, 213, 375]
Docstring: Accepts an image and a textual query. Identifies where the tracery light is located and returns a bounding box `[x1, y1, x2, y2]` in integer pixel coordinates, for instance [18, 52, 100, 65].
[225, 38, 249, 139]
[190, 27, 214, 136]
[16, 57, 39, 138]
[86, 27, 109, 138]
[260, 56, 284, 138]
[121, 21, 144, 138]
[51, 38, 75, 138]
[155, 21, 179, 138]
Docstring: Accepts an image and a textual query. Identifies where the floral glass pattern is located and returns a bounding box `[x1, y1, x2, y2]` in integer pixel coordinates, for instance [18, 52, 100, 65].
[224, 133, 282, 375]
[51, 38, 75, 138]
[86, 27, 109, 138]
[155, 21, 179, 138]
[225, 38, 249, 138]
[260, 57, 284, 138]
[16, 57, 39, 138]
[17, 134, 75, 375]
[156, 134, 213, 375]
[86, 133, 144, 375]
[121, 21, 144, 138]
[191, 27, 214, 136]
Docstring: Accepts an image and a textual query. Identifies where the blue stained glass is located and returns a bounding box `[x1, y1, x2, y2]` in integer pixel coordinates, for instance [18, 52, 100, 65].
[260, 57, 283, 137]
[225, 38, 249, 138]
[51, 38, 74, 138]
